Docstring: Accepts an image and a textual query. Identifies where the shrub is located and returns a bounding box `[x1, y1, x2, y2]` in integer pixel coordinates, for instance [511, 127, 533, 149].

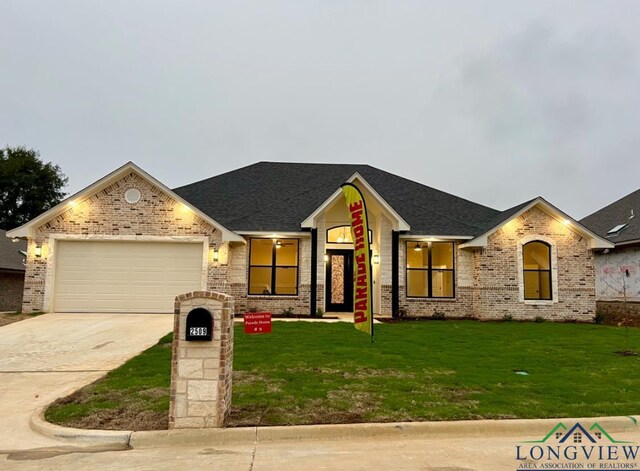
[314, 308, 325, 318]
[502, 314, 513, 322]
[396, 308, 408, 319]
[594, 312, 606, 325]
[534, 316, 545, 323]
[431, 311, 446, 320]
[282, 307, 295, 318]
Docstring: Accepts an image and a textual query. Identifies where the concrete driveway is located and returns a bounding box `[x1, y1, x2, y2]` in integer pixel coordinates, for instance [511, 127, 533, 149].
[0, 313, 173, 452]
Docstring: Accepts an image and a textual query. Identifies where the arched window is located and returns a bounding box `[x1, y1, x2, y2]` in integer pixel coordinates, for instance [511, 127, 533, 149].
[326, 225, 372, 244]
[523, 241, 552, 300]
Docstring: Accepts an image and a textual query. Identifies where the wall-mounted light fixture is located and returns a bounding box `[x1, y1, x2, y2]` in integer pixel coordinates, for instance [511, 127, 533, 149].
[34, 244, 42, 258]
[213, 248, 219, 262]
[324, 254, 329, 263]
[372, 254, 380, 264]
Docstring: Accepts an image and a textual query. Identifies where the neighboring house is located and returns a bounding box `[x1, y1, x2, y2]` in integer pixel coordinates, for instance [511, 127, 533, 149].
[0, 229, 27, 311]
[581, 189, 640, 313]
[6, 162, 612, 321]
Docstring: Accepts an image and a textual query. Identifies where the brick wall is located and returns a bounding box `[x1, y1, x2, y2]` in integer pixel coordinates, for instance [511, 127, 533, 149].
[0, 271, 25, 311]
[474, 206, 595, 321]
[22, 172, 225, 313]
[229, 236, 313, 315]
[392, 207, 595, 321]
[397, 242, 474, 318]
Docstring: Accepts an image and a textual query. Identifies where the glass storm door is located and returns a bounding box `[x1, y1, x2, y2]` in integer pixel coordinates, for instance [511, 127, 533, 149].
[325, 249, 354, 312]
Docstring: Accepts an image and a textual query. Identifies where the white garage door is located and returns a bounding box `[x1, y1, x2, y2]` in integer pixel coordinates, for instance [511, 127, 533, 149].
[54, 241, 204, 313]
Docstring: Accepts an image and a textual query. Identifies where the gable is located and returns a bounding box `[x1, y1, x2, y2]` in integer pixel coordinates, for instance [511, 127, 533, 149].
[301, 173, 410, 231]
[461, 198, 613, 250]
[7, 162, 243, 242]
[37, 172, 217, 238]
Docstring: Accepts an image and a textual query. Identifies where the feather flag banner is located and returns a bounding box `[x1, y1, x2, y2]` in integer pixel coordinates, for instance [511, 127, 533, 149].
[341, 183, 373, 338]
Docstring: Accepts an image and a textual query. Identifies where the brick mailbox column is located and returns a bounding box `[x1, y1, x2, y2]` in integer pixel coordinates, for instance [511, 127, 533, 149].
[169, 291, 234, 429]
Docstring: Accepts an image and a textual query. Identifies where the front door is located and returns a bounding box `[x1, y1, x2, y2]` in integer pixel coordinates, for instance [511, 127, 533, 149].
[325, 249, 354, 312]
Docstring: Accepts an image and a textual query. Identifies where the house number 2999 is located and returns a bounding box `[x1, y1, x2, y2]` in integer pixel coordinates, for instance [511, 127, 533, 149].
[189, 327, 208, 336]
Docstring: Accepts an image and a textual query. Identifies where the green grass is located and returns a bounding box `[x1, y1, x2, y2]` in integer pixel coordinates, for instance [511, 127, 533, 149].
[230, 321, 640, 425]
[46, 321, 640, 429]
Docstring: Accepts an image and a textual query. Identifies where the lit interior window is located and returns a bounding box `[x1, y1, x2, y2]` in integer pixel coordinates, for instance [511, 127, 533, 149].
[523, 241, 552, 300]
[249, 239, 298, 295]
[406, 241, 454, 298]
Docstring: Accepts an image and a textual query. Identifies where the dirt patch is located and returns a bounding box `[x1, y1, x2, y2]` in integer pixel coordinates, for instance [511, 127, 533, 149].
[0, 312, 43, 327]
[61, 408, 168, 431]
[47, 386, 171, 431]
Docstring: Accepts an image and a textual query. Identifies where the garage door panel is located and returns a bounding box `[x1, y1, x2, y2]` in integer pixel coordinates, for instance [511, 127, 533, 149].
[54, 241, 204, 313]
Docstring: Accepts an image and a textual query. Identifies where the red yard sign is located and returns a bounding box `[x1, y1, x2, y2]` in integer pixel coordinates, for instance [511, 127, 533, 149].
[244, 312, 272, 334]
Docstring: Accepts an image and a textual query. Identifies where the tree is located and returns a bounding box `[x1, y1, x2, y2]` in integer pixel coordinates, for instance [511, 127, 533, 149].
[0, 146, 68, 230]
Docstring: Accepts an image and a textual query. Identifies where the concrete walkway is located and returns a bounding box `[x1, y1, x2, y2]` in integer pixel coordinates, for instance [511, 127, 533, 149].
[0, 313, 173, 452]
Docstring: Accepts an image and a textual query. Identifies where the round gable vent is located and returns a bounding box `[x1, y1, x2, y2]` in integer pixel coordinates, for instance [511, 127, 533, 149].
[125, 188, 141, 204]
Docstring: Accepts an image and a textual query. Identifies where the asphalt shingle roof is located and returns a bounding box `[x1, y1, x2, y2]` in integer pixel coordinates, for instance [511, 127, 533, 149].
[580, 188, 640, 245]
[0, 230, 26, 272]
[173, 162, 511, 237]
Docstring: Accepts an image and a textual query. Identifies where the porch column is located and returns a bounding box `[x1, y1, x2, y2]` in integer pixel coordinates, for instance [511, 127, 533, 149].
[310, 228, 318, 316]
[392, 230, 399, 317]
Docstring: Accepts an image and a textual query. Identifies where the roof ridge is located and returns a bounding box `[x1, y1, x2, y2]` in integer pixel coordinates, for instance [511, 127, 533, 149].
[173, 162, 265, 191]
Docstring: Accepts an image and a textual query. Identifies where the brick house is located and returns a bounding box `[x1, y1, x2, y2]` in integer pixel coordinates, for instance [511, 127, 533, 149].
[581, 188, 640, 317]
[6, 161, 612, 320]
[0, 229, 27, 311]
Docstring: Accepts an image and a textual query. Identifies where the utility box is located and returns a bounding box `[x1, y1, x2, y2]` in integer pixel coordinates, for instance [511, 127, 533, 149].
[169, 291, 234, 429]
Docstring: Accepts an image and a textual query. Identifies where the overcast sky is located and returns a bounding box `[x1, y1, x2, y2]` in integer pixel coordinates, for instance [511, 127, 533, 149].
[2, 1, 640, 219]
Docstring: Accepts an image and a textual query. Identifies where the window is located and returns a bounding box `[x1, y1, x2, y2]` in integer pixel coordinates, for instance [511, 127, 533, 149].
[327, 225, 372, 244]
[249, 239, 299, 295]
[406, 241, 455, 298]
[523, 241, 552, 300]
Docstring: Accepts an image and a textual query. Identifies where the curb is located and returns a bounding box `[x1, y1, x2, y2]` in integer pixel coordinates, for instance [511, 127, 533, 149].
[132, 415, 639, 449]
[31, 409, 639, 450]
[29, 407, 132, 450]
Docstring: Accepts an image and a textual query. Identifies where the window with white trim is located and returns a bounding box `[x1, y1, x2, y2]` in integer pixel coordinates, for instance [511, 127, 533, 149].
[523, 241, 552, 300]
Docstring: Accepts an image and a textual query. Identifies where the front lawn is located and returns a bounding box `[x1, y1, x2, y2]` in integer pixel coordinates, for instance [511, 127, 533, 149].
[46, 321, 640, 430]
